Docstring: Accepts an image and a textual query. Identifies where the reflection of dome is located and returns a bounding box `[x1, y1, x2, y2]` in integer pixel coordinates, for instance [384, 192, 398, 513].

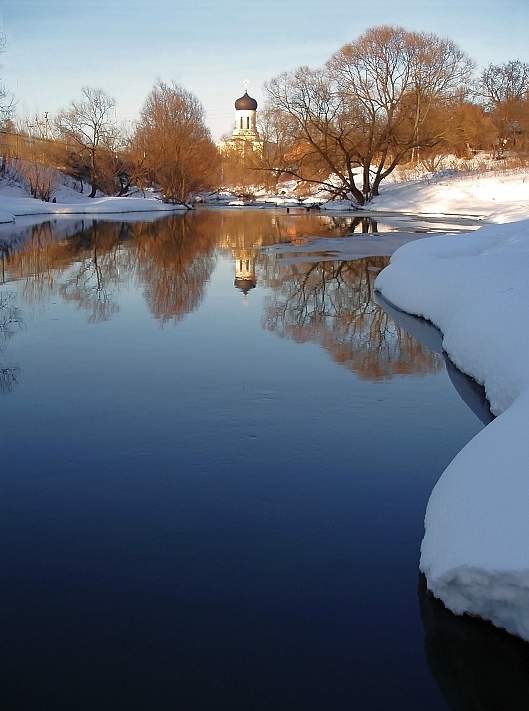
[233, 251, 257, 300]
[234, 277, 256, 295]
[234, 91, 258, 111]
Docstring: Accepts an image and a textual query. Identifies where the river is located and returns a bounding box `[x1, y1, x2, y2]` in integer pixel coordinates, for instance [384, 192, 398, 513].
[1, 208, 525, 710]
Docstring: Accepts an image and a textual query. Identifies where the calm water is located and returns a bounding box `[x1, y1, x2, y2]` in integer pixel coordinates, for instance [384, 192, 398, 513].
[0, 209, 527, 710]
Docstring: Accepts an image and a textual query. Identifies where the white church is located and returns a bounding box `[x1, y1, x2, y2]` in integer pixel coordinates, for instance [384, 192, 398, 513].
[217, 84, 263, 156]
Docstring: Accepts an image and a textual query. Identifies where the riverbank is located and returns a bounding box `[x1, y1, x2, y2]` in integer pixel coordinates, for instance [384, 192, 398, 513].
[1, 165, 529, 233]
[352, 166, 529, 642]
[374, 201, 529, 641]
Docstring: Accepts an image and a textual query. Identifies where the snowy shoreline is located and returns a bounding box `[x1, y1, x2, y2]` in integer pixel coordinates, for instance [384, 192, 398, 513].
[0, 194, 188, 224]
[375, 215, 529, 641]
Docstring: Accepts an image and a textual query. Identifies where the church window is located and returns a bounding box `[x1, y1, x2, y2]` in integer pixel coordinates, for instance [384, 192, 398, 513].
[247, 116, 250, 129]
[240, 117, 243, 129]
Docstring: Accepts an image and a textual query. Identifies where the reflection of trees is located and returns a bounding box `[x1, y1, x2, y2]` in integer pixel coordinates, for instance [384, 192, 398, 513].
[214, 208, 370, 251]
[1, 215, 218, 324]
[348, 216, 379, 234]
[6, 220, 129, 322]
[58, 221, 128, 322]
[1, 211, 412, 342]
[9, 222, 61, 302]
[0, 365, 20, 393]
[0, 291, 23, 393]
[260, 256, 442, 381]
[129, 213, 218, 323]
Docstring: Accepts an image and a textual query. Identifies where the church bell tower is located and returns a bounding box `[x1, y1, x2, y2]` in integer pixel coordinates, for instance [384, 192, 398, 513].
[232, 81, 259, 141]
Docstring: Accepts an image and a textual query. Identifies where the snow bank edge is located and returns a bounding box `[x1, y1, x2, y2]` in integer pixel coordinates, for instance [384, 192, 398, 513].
[375, 217, 529, 641]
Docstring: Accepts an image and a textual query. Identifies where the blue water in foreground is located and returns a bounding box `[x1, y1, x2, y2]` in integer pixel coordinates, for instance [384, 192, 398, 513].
[0, 211, 500, 709]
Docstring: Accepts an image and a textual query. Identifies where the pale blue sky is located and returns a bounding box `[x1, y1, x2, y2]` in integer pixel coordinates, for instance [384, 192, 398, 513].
[1, 0, 528, 140]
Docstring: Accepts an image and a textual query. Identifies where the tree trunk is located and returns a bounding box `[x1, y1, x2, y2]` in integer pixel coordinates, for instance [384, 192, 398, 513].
[88, 149, 97, 198]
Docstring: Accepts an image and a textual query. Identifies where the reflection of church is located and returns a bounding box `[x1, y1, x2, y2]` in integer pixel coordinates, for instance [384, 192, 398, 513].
[217, 227, 259, 304]
[234, 249, 256, 299]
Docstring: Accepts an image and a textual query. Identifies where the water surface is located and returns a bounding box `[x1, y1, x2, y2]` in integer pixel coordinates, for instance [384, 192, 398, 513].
[0, 209, 518, 710]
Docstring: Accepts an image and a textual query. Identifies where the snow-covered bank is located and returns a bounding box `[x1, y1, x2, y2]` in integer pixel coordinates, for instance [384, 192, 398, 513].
[372, 168, 529, 221]
[254, 166, 529, 219]
[0, 194, 187, 223]
[375, 216, 529, 640]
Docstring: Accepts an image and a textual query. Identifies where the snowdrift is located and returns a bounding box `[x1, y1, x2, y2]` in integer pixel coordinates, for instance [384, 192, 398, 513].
[375, 218, 529, 640]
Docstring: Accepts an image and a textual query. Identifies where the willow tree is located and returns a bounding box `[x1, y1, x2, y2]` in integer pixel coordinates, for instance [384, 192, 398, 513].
[133, 81, 220, 205]
[263, 26, 474, 204]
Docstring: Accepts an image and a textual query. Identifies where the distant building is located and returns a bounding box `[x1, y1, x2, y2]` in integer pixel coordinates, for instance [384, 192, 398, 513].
[217, 85, 263, 156]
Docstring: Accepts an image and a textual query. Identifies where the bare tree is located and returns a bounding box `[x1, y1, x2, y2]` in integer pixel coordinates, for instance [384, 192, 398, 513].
[479, 61, 529, 155]
[481, 60, 529, 106]
[0, 32, 15, 172]
[17, 160, 59, 201]
[133, 80, 220, 205]
[264, 26, 474, 203]
[54, 87, 119, 197]
[0, 32, 14, 123]
[219, 140, 267, 196]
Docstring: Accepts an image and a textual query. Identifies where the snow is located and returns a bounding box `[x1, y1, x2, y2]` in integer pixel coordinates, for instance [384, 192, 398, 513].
[3, 164, 529, 639]
[372, 169, 529, 219]
[0, 174, 188, 230]
[373, 174, 529, 641]
[0, 194, 186, 221]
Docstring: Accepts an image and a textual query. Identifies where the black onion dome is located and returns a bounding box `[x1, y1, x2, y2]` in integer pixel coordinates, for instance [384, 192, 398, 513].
[234, 91, 258, 111]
